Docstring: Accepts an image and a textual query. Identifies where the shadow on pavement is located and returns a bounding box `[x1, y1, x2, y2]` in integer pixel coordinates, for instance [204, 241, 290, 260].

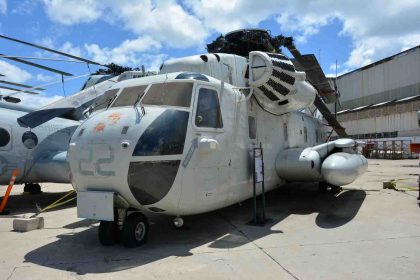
[24, 183, 366, 274]
[1, 191, 76, 216]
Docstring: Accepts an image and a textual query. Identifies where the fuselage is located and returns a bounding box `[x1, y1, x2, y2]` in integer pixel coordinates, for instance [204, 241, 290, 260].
[68, 72, 327, 216]
[0, 108, 79, 185]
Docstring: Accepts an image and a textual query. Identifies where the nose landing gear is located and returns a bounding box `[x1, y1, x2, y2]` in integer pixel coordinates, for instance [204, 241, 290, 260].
[122, 212, 149, 248]
[98, 210, 149, 248]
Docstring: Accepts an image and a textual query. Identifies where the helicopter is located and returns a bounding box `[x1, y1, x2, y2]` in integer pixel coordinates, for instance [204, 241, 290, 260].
[0, 35, 154, 193]
[67, 29, 368, 248]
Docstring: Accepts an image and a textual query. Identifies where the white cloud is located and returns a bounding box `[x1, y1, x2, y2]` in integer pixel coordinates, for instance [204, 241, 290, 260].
[0, 0, 6, 14]
[40, 0, 420, 73]
[84, 36, 162, 66]
[36, 73, 58, 83]
[42, 0, 208, 49]
[188, 0, 420, 70]
[0, 61, 32, 83]
[14, 93, 63, 108]
[59, 41, 82, 57]
[42, 0, 102, 25]
[112, 0, 208, 48]
[11, 0, 37, 15]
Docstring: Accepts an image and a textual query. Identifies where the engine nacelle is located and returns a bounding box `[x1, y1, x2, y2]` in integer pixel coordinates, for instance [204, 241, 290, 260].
[248, 51, 316, 115]
[275, 139, 368, 186]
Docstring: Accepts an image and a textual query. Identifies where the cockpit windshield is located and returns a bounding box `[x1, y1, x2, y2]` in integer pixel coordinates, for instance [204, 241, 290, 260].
[110, 82, 193, 109]
[80, 74, 116, 91]
[142, 82, 193, 108]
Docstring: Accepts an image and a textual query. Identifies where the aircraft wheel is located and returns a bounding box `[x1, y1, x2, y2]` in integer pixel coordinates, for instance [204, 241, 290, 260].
[122, 212, 149, 248]
[98, 221, 118, 246]
[173, 217, 184, 228]
[24, 183, 41, 194]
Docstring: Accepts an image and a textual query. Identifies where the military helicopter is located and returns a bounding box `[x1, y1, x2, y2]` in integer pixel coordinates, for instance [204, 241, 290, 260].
[68, 29, 368, 247]
[0, 35, 154, 193]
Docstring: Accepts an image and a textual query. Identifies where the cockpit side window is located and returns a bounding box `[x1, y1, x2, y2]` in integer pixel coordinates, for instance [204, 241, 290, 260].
[142, 82, 193, 108]
[195, 88, 223, 128]
[111, 85, 148, 108]
[92, 89, 120, 112]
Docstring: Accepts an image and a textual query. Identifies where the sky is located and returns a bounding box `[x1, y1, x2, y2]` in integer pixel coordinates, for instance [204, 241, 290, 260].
[0, 0, 419, 107]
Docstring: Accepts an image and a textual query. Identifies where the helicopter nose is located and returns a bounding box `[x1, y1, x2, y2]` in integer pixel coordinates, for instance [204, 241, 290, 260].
[68, 107, 190, 208]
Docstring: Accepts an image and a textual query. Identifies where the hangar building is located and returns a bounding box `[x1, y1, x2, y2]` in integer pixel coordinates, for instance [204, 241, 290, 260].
[330, 45, 420, 157]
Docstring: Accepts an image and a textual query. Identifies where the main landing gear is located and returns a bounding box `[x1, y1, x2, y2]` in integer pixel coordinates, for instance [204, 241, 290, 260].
[318, 182, 342, 194]
[24, 183, 41, 194]
[98, 210, 149, 248]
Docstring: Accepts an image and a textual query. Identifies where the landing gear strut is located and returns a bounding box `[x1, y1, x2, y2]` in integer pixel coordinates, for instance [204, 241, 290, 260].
[24, 183, 41, 194]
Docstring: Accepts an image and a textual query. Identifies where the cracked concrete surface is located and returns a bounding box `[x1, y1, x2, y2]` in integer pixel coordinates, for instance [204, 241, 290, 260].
[1, 159, 420, 279]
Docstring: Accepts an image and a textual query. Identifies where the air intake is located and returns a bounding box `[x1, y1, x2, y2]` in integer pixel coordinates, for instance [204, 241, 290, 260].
[248, 51, 316, 115]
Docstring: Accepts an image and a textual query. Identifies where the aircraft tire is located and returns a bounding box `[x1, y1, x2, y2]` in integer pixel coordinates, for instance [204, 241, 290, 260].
[122, 212, 149, 248]
[98, 221, 118, 246]
[24, 183, 41, 194]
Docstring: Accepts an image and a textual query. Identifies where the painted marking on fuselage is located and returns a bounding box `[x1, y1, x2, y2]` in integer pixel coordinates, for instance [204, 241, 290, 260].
[107, 112, 122, 125]
[78, 144, 115, 176]
[93, 123, 105, 132]
[182, 137, 198, 168]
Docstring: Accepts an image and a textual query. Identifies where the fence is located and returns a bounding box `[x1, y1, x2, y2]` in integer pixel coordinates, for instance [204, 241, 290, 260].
[363, 140, 414, 159]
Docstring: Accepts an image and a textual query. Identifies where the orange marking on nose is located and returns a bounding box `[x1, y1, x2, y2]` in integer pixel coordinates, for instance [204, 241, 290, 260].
[93, 123, 106, 132]
[107, 112, 122, 125]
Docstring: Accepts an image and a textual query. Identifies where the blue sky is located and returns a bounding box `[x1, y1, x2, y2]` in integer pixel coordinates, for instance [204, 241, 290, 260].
[0, 0, 419, 107]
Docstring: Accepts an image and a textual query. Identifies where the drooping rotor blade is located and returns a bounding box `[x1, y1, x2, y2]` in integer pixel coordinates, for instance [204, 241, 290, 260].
[0, 55, 87, 63]
[0, 80, 45, 90]
[0, 34, 103, 66]
[291, 54, 337, 103]
[0, 53, 73, 76]
[283, 41, 348, 138]
[0, 74, 4, 76]
[313, 95, 347, 138]
[0, 85, 40, 95]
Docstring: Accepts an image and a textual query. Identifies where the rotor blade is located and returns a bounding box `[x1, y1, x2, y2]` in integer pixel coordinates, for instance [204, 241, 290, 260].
[0, 34, 103, 66]
[5, 73, 90, 97]
[291, 54, 337, 103]
[0, 80, 45, 90]
[18, 107, 75, 128]
[0, 54, 73, 76]
[0, 74, 4, 76]
[313, 94, 347, 138]
[0, 85, 40, 95]
[0, 55, 87, 63]
[283, 41, 348, 138]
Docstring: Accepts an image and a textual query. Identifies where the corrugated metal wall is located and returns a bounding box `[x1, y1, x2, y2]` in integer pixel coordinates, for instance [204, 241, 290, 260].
[337, 47, 420, 110]
[337, 100, 420, 137]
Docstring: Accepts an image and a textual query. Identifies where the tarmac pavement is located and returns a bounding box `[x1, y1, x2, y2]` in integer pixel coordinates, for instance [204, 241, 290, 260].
[0, 159, 419, 280]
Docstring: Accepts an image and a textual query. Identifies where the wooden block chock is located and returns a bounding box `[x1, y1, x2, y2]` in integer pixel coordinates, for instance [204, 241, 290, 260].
[13, 217, 44, 232]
